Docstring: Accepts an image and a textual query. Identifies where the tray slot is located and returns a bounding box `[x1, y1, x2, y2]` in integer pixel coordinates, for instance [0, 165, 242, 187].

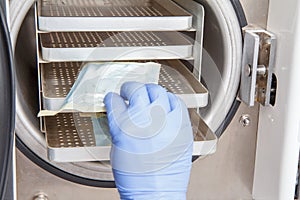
[40, 60, 208, 111]
[45, 109, 217, 162]
[39, 31, 193, 61]
[38, 0, 193, 31]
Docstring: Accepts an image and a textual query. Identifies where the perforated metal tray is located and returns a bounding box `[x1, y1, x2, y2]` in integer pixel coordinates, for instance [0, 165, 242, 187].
[40, 60, 208, 111]
[37, 0, 193, 31]
[39, 31, 193, 61]
[45, 109, 217, 162]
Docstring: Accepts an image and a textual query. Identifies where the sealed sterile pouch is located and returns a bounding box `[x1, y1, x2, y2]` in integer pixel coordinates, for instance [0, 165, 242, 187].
[92, 115, 111, 146]
[38, 62, 161, 117]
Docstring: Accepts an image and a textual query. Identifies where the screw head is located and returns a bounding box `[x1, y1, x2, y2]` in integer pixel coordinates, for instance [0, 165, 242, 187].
[244, 64, 252, 77]
[240, 115, 251, 127]
[33, 193, 48, 200]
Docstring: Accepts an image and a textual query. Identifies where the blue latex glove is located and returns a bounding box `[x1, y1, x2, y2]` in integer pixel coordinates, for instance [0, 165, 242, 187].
[104, 82, 193, 200]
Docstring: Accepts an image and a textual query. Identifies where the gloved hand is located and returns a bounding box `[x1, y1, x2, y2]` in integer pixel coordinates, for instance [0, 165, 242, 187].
[104, 82, 193, 200]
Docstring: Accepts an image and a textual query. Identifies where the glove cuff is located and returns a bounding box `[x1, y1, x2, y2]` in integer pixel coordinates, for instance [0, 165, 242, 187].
[120, 191, 187, 200]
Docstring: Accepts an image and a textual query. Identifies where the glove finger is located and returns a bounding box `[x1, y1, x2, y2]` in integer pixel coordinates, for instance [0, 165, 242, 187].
[104, 92, 128, 140]
[104, 92, 127, 120]
[168, 92, 191, 127]
[120, 81, 150, 109]
[146, 84, 170, 113]
[167, 92, 181, 111]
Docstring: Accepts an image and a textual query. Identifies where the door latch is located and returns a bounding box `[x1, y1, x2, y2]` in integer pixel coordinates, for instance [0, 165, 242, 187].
[240, 29, 277, 107]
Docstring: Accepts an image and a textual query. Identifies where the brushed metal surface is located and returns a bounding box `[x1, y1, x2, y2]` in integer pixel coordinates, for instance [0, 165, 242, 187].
[17, 102, 258, 199]
[187, 102, 259, 199]
[16, 149, 120, 200]
[240, 0, 269, 28]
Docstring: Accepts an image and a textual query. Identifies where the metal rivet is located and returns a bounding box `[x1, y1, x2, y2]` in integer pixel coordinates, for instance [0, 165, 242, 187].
[239, 115, 251, 127]
[33, 193, 48, 200]
[245, 64, 252, 77]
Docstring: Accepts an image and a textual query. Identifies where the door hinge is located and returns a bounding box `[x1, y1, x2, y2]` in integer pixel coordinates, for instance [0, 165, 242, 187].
[240, 29, 277, 107]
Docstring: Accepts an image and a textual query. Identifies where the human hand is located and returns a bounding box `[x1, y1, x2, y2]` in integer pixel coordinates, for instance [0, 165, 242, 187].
[104, 82, 193, 200]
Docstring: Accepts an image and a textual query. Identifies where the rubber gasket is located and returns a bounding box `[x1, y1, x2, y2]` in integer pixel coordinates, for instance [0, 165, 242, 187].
[213, 0, 247, 137]
[230, 0, 248, 28]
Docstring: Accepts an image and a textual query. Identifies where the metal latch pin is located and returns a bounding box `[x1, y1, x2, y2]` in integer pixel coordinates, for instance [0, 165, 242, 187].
[240, 29, 277, 107]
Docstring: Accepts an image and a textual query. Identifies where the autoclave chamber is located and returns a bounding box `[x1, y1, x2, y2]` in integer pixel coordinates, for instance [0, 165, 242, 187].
[10, 0, 254, 198]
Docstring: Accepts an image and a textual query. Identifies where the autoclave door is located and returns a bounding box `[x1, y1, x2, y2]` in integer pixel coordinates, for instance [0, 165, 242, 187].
[0, 0, 15, 199]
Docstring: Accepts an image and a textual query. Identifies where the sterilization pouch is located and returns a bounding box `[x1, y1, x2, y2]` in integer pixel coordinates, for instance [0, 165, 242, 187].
[38, 62, 161, 117]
